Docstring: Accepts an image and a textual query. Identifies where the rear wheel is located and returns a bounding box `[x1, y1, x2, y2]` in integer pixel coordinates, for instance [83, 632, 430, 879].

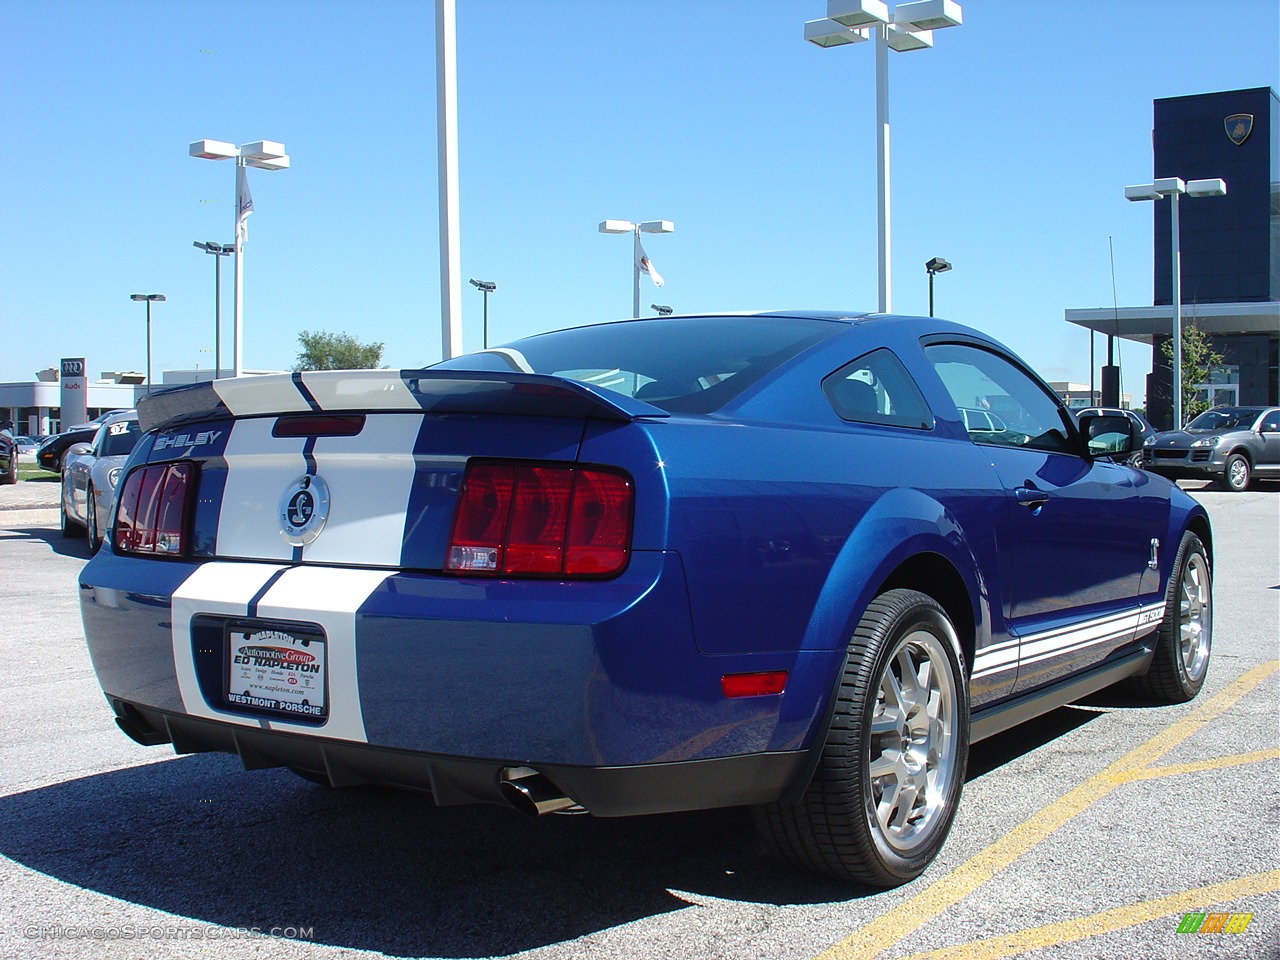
[60, 478, 84, 538]
[754, 590, 968, 886]
[86, 487, 102, 552]
[1221, 454, 1251, 491]
[1122, 532, 1211, 703]
[1, 451, 16, 484]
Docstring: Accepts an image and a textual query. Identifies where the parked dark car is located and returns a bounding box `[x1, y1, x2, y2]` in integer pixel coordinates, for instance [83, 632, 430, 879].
[0, 430, 17, 484]
[36, 426, 99, 474]
[1142, 406, 1280, 490]
[79, 311, 1213, 888]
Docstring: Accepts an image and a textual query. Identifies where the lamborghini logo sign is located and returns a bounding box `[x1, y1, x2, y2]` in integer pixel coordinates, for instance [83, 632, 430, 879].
[1224, 113, 1253, 146]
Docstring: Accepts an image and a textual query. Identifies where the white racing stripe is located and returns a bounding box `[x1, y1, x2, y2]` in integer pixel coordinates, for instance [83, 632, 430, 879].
[215, 413, 421, 567]
[972, 603, 1165, 680]
[300, 414, 421, 567]
[216, 418, 306, 562]
[171, 561, 389, 743]
[213, 375, 313, 417]
[299, 369, 420, 410]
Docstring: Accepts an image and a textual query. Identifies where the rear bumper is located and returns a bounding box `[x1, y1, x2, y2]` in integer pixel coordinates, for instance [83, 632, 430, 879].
[79, 549, 841, 795]
[106, 699, 807, 817]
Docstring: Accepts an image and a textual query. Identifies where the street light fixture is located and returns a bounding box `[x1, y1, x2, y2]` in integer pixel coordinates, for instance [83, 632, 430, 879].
[193, 241, 233, 379]
[468, 278, 496, 349]
[805, 0, 962, 312]
[189, 138, 291, 377]
[600, 219, 674, 318]
[925, 256, 951, 317]
[651, 304, 674, 317]
[1124, 176, 1227, 429]
[129, 294, 166, 395]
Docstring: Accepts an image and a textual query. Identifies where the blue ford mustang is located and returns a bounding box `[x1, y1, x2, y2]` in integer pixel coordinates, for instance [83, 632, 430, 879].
[78, 311, 1212, 887]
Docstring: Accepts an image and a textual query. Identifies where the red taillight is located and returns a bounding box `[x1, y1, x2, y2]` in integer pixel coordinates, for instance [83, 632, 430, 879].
[114, 462, 194, 556]
[446, 460, 633, 578]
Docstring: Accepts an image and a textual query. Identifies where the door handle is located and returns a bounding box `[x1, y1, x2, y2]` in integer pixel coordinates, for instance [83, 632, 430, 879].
[1015, 486, 1050, 509]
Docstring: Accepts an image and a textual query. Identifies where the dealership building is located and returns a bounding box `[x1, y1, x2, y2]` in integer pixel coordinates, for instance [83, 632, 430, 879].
[0, 365, 278, 437]
[1066, 86, 1279, 429]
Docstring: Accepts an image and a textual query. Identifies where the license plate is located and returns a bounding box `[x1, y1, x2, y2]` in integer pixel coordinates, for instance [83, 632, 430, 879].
[224, 622, 328, 722]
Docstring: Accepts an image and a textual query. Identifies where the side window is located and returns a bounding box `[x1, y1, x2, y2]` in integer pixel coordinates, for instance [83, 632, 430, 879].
[924, 343, 1075, 454]
[1261, 413, 1280, 432]
[823, 348, 932, 429]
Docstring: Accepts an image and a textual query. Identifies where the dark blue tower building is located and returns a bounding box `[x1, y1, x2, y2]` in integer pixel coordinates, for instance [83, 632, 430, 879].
[1069, 87, 1279, 429]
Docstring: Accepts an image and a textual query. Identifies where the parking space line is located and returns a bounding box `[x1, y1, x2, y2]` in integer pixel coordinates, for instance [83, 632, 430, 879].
[1112, 746, 1280, 783]
[889, 869, 1280, 960]
[812, 661, 1279, 960]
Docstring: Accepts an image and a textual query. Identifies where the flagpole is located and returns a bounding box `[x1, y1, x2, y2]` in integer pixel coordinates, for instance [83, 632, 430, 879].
[233, 157, 244, 378]
[632, 227, 642, 319]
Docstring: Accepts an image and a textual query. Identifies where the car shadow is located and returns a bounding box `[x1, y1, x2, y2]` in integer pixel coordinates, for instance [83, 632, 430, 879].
[0, 755, 863, 957]
[966, 703, 1102, 780]
[0, 524, 91, 560]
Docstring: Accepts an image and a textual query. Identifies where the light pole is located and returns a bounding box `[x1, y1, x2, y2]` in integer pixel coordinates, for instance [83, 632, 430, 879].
[925, 256, 951, 317]
[805, 1, 963, 312]
[651, 304, 674, 317]
[437, 0, 463, 360]
[599, 219, 674, 318]
[130, 294, 166, 395]
[189, 139, 290, 378]
[193, 241, 233, 378]
[469, 278, 496, 348]
[1124, 176, 1227, 428]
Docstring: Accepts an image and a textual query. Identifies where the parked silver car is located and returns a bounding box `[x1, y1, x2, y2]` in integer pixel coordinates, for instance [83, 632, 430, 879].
[61, 410, 140, 550]
[1142, 406, 1280, 491]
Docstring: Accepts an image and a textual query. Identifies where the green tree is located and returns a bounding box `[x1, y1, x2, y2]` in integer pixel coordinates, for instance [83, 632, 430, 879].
[1160, 323, 1223, 425]
[294, 330, 385, 371]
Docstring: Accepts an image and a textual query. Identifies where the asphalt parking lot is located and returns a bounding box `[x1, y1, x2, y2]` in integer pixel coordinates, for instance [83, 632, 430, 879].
[0, 476, 1276, 960]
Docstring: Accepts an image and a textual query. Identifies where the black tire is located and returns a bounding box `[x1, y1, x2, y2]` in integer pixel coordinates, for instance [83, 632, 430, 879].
[60, 484, 84, 538]
[754, 589, 969, 887]
[1221, 454, 1250, 492]
[1121, 532, 1211, 703]
[86, 487, 102, 553]
[1, 449, 16, 485]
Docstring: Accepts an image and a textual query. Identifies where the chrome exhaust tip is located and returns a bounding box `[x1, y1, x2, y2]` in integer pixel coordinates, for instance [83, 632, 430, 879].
[499, 766, 585, 816]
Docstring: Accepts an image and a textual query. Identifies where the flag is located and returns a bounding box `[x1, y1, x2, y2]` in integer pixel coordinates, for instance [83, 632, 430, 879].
[236, 163, 254, 243]
[635, 231, 664, 288]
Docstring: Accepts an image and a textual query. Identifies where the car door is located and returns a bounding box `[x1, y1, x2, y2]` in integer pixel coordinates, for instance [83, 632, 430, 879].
[923, 341, 1167, 692]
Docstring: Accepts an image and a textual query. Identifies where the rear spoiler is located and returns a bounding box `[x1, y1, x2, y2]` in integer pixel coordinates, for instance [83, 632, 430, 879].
[137, 369, 670, 434]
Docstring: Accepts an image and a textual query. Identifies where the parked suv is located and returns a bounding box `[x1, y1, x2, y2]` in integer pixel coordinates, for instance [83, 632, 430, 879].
[1142, 406, 1280, 490]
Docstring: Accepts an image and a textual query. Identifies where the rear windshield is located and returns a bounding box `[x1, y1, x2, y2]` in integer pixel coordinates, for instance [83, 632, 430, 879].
[101, 420, 141, 457]
[432, 316, 842, 413]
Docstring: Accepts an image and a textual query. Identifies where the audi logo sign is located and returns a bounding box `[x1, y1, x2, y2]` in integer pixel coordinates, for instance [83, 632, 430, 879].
[61, 358, 86, 377]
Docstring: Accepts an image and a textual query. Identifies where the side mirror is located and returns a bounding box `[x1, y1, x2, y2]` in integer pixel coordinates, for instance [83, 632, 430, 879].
[65, 442, 93, 460]
[1079, 414, 1136, 459]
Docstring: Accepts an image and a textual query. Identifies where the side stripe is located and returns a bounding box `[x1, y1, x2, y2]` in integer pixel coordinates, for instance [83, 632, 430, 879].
[972, 603, 1164, 680]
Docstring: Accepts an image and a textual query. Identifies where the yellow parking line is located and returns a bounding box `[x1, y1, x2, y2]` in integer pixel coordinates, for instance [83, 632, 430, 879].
[812, 661, 1279, 960]
[891, 869, 1280, 960]
[1112, 746, 1280, 783]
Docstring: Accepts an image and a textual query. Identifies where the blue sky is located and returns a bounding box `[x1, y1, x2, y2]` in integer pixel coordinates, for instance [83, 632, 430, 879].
[2, 1, 1277, 407]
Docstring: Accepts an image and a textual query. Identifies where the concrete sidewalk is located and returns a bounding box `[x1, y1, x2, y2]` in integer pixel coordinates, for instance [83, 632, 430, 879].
[0, 477, 60, 526]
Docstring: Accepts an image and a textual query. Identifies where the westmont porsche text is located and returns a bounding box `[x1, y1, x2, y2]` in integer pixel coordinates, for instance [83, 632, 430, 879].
[78, 312, 1213, 887]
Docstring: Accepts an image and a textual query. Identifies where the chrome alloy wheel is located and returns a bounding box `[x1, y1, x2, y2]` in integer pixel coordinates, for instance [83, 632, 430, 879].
[1226, 458, 1249, 489]
[867, 628, 960, 854]
[1178, 551, 1212, 682]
